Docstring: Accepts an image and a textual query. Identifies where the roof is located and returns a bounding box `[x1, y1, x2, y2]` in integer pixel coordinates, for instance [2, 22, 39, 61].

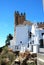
[23, 20, 33, 25]
[23, 21, 44, 29]
[16, 20, 44, 29]
[38, 24, 44, 29]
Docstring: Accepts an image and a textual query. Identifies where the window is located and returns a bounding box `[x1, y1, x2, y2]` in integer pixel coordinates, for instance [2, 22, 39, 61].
[20, 41, 22, 43]
[42, 33, 44, 36]
[28, 43, 29, 47]
[39, 39, 43, 48]
[28, 31, 32, 38]
[15, 46, 18, 49]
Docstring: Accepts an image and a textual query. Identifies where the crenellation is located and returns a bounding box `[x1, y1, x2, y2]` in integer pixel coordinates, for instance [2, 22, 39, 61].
[14, 11, 26, 26]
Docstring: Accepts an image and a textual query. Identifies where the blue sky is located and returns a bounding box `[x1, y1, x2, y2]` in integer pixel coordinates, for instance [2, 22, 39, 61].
[0, 0, 44, 47]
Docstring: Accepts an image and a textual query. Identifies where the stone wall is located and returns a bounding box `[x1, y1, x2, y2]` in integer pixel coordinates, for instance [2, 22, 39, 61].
[14, 11, 26, 26]
[37, 53, 44, 65]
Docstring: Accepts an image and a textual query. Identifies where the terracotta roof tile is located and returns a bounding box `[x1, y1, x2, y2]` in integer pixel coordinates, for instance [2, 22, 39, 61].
[38, 24, 44, 28]
[23, 20, 33, 25]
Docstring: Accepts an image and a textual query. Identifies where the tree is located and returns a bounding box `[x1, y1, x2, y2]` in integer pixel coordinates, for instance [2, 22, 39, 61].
[5, 34, 13, 46]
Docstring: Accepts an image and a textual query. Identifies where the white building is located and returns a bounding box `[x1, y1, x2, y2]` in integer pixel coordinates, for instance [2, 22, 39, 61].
[8, 12, 44, 53]
[8, 21, 44, 53]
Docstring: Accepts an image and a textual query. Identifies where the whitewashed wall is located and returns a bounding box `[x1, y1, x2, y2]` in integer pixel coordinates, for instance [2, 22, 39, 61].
[16, 25, 29, 46]
[28, 25, 32, 32]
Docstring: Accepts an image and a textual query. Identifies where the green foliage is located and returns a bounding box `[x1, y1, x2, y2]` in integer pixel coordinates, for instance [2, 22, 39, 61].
[27, 62, 36, 65]
[5, 34, 13, 46]
[3, 46, 8, 53]
[0, 46, 16, 65]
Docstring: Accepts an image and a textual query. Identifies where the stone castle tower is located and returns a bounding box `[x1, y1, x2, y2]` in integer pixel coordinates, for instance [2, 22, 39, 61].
[14, 11, 26, 26]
